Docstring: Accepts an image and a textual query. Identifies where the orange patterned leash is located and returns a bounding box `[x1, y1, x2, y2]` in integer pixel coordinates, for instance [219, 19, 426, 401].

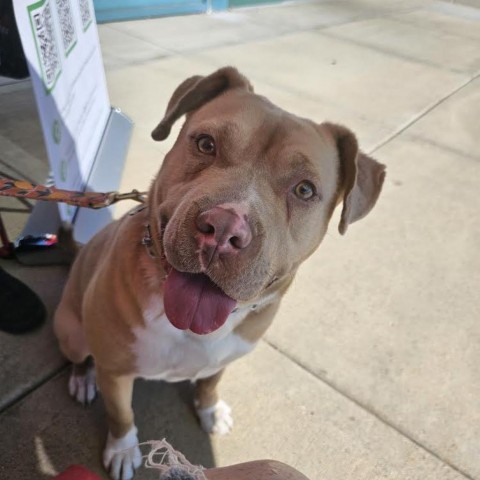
[0, 177, 146, 209]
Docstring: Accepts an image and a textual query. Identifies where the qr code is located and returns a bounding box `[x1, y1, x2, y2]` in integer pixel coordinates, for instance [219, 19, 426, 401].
[29, 0, 61, 91]
[78, 0, 92, 30]
[56, 0, 76, 54]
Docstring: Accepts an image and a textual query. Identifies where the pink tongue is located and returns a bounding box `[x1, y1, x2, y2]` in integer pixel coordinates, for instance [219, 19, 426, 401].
[164, 269, 237, 335]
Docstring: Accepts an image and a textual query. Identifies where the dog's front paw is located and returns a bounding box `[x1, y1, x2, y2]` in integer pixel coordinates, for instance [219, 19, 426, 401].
[68, 362, 97, 405]
[103, 426, 142, 480]
[196, 399, 233, 435]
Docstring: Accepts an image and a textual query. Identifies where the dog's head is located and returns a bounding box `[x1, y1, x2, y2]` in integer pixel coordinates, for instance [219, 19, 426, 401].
[148, 67, 385, 334]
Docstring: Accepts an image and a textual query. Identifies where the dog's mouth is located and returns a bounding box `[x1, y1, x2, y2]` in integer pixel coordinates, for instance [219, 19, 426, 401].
[163, 269, 237, 335]
[159, 221, 237, 335]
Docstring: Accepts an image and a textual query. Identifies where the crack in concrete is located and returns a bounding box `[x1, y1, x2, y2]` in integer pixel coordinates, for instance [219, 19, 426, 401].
[368, 73, 480, 157]
[0, 363, 69, 416]
[262, 338, 476, 480]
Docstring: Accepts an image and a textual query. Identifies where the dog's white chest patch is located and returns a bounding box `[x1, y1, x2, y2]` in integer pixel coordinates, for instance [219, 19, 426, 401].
[132, 300, 255, 382]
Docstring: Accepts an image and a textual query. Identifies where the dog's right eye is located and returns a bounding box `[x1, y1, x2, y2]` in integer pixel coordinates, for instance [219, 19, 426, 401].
[196, 135, 216, 156]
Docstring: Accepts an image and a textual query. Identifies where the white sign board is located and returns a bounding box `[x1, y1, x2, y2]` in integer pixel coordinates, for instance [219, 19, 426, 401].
[14, 0, 110, 221]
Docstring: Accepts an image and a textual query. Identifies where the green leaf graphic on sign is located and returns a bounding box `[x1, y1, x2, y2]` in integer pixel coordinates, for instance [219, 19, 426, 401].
[60, 159, 68, 181]
[52, 119, 61, 144]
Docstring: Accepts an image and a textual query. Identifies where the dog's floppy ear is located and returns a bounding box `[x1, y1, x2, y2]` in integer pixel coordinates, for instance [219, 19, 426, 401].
[321, 122, 386, 235]
[151, 66, 253, 141]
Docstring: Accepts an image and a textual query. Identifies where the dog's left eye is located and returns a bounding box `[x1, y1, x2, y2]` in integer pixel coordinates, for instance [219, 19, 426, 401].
[196, 135, 216, 155]
[293, 181, 316, 200]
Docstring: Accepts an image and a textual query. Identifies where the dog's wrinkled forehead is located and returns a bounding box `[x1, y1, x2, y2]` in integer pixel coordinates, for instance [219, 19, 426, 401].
[185, 90, 332, 168]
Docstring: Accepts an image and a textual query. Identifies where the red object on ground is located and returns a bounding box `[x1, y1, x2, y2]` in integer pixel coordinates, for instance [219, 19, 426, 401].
[53, 465, 103, 480]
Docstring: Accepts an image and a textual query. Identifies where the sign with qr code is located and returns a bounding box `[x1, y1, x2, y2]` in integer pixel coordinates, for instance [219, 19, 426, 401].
[14, 0, 110, 221]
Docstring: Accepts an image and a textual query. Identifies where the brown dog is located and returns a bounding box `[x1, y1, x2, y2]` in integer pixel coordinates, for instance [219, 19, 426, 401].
[54, 67, 385, 480]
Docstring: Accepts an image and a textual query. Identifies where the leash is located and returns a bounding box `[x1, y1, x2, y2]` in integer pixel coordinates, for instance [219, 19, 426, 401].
[0, 176, 147, 258]
[0, 177, 147, 209]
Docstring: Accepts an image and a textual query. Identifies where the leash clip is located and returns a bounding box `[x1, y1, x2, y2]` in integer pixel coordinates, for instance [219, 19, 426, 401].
[109, 189, 147, 205]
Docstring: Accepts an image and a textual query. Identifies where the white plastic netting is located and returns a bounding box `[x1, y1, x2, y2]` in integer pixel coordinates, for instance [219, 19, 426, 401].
[139, 439, 207, 480]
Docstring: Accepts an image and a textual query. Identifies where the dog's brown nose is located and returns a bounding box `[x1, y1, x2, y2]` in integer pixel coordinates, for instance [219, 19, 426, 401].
[196, 207, 252, 253]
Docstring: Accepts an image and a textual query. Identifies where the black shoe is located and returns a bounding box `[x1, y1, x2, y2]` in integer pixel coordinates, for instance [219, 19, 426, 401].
[0, 0, 29, 79]
[0, 266, 46, 334]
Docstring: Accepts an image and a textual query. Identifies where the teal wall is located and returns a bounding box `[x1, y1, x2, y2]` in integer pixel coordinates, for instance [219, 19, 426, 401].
[93, 0, 281, 22]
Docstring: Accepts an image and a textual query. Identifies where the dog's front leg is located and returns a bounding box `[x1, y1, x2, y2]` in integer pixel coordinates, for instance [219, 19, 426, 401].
[96, 368, 141, 480]
[194, 369, 233, 435]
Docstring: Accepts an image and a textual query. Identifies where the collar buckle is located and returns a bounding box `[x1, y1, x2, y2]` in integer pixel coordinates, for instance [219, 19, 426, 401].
[142, 224, 157, 258]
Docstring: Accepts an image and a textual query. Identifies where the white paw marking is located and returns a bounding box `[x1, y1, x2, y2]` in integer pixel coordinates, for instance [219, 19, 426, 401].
[103, 425, 142, 480]
[196, 399, 233, 435]
[68, 364, 97, 405]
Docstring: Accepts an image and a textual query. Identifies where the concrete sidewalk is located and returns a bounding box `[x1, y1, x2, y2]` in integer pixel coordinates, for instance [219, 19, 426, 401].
[0, 0, 479, 478]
